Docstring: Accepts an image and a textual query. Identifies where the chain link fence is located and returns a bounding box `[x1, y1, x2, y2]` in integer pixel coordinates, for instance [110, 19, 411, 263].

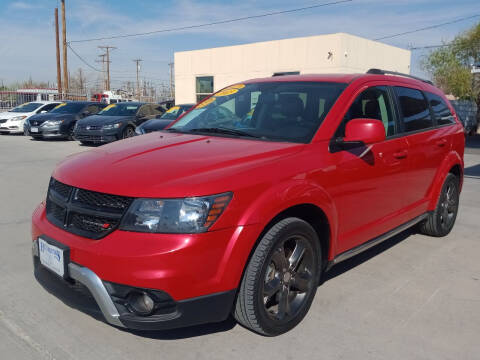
[0, 89, 88, 111]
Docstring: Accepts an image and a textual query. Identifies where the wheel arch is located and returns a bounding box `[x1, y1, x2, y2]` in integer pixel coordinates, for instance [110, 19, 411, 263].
[427, 151, 464, 210]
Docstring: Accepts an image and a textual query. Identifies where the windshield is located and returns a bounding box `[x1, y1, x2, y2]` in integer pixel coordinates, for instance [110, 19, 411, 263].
[50, 102, 86, 114]
[9, 103, 43, 113]
[160, 105, 190, 120]
[97, 103, 140, 116]
[169, 82, 347, 143]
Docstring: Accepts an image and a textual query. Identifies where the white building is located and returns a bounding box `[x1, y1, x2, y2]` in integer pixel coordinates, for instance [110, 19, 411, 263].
[174, 33, 411, 104]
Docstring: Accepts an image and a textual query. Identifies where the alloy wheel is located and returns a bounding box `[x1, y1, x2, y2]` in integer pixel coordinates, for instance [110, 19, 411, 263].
[262, 235, 315, 322]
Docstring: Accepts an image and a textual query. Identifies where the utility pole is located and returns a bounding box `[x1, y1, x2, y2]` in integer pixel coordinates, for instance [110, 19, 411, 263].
[61, 0, 68, 96]
[95, 54, 107, 91]
[133, 59, 142, 100]
[98, 46, 116, 91]
[168, 62, 174, 99]
[54, 8, 62, 98]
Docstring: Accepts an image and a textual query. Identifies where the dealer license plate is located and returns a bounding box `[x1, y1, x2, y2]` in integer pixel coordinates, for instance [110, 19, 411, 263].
[39, 238, 65, 277]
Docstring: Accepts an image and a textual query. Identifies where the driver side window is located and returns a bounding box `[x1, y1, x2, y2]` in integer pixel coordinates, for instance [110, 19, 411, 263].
[337, 86, 395, 138]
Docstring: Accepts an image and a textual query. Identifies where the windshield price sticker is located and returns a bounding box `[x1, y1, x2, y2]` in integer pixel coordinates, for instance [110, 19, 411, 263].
[167, 106, 180, 113]
[228, 83, 245, 90]
[196, 97, 216, 108]
[103, 104, 116, 111]
[215, 88, 238, 97]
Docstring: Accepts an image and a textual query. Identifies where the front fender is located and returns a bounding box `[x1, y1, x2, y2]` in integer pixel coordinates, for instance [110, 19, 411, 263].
[238, 180, 338, 258]
[427, 150, 463, 210]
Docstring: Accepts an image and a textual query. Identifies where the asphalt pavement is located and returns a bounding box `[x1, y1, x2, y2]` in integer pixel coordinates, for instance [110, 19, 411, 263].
[0, 134, 479, 360]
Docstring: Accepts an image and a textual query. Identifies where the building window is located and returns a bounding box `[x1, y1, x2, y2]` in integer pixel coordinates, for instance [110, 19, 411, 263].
[196, 76, 214, 102]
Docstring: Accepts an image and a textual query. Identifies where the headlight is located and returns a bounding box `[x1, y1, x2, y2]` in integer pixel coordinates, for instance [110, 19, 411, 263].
[135, 126, 144, 135]
[10, 116, 27, 122]
[42, 120, 64, 126]
[103, 122, 122, 130]
[119, 193, 232, 233]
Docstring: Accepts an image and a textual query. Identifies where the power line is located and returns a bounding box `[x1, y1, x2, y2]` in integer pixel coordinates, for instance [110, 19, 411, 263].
[67, 43, 102, 72]
[410, 44, 448, 50]
[375, 14, 480, 41]
[69, 0, 353, 43]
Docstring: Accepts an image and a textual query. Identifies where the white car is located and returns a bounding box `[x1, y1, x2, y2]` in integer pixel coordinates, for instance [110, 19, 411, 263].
[0, 101, 62, 134]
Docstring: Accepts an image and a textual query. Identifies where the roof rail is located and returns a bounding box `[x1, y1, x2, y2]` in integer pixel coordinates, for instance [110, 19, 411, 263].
[366, 68, 433, 85]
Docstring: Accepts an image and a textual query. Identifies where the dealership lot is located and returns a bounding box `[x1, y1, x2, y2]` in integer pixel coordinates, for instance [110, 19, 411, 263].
[0, 135, 479, 360]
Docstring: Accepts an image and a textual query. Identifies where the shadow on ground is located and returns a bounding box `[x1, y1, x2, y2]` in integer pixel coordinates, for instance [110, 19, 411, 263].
[465, 164, 480, 178]
[466, 134, 480, 149]
[34, 227, 418, 339]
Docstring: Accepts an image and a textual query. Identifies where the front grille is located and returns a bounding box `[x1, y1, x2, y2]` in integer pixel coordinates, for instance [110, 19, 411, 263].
[75, 134, 104, 142]
[46, 178, 133, 239]
[87, 125, 102, 130]
[74, 189, 131, 210]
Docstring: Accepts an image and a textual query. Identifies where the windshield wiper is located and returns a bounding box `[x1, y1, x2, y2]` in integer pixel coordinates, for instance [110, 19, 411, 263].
[188, 127, 260, 138]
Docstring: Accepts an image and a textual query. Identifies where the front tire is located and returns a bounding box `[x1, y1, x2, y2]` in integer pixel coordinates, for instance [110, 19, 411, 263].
[122, 126, 135, 139]
[419, 173, 459, 237]
[234, 217, 321, 336]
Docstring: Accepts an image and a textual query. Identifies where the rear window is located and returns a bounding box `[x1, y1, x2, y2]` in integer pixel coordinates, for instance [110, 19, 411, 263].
[394, 87, 433, 132]
[425, 92, 455, 125]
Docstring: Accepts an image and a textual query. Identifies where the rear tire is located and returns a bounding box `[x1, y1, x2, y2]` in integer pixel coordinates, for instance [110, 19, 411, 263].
[234, 217, 321, 336]
[419, 173, 459, 237]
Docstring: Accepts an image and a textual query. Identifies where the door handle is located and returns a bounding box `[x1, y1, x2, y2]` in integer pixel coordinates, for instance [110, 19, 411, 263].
[393, 150, 408, 159]
[436, 139, 447, 147]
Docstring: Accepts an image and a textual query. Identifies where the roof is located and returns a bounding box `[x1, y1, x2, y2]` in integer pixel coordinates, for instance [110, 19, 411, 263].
[242, 73, 438, 91]
[244, 74, 360, 84]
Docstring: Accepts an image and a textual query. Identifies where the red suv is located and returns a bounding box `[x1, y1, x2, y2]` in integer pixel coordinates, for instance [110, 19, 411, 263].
[32, 70, 464, 336]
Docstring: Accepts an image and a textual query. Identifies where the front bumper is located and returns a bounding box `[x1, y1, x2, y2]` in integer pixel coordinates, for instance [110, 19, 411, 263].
[32, 240, 235, 330]
[0, 123, 23, 133]
[29, 125, 69, 138]
[74, 128, 119, 143]
[32, 202, 262, 330]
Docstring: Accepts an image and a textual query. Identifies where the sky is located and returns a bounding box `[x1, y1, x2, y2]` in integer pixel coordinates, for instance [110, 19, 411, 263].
[0, 0, 479, 89]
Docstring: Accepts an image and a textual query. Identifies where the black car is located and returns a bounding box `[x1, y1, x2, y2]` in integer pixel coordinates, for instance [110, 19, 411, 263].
[26, 102, 106, 140]
[73, 102, 164, 145]
[135, 104, 194, 135]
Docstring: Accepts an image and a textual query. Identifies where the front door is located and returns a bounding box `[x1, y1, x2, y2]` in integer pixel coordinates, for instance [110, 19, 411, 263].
[328, 85, 410, 253]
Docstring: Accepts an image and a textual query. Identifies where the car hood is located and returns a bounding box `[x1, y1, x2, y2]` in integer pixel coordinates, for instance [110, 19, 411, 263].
[0, 111, 32, 120]
[53, 131, 304, 198]
[28, 113, 75, 125]
[78, 115, 132, 126]
[140, 118, 172, 131]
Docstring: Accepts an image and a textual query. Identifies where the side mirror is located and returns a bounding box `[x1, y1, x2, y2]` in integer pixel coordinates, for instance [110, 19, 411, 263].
[40, 110, 47, 114]
[343, 118, 386, 145]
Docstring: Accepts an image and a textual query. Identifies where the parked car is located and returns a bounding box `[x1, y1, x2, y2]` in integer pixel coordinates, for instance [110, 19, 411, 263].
[73, 102, 164, 145]
[451, 100, 478, 136]
[159, 99, 175, 109]
[135, 104, 194, 135]
[0, 101, 62, 134]
[32, 70, 464, 336]
[26, 102, 106, 140]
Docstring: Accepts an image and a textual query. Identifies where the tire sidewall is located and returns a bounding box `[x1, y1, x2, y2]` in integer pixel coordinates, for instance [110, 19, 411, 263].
[253, 219, 321, 336]
[434, 174, 460, 236]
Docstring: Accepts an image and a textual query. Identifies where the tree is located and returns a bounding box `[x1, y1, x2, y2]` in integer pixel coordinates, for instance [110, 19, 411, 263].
[423, 22, 480, 123]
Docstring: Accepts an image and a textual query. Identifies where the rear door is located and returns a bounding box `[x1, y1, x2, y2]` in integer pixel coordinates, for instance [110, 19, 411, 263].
[330, 84, 410, 253]
[392, 86, 450, 216]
